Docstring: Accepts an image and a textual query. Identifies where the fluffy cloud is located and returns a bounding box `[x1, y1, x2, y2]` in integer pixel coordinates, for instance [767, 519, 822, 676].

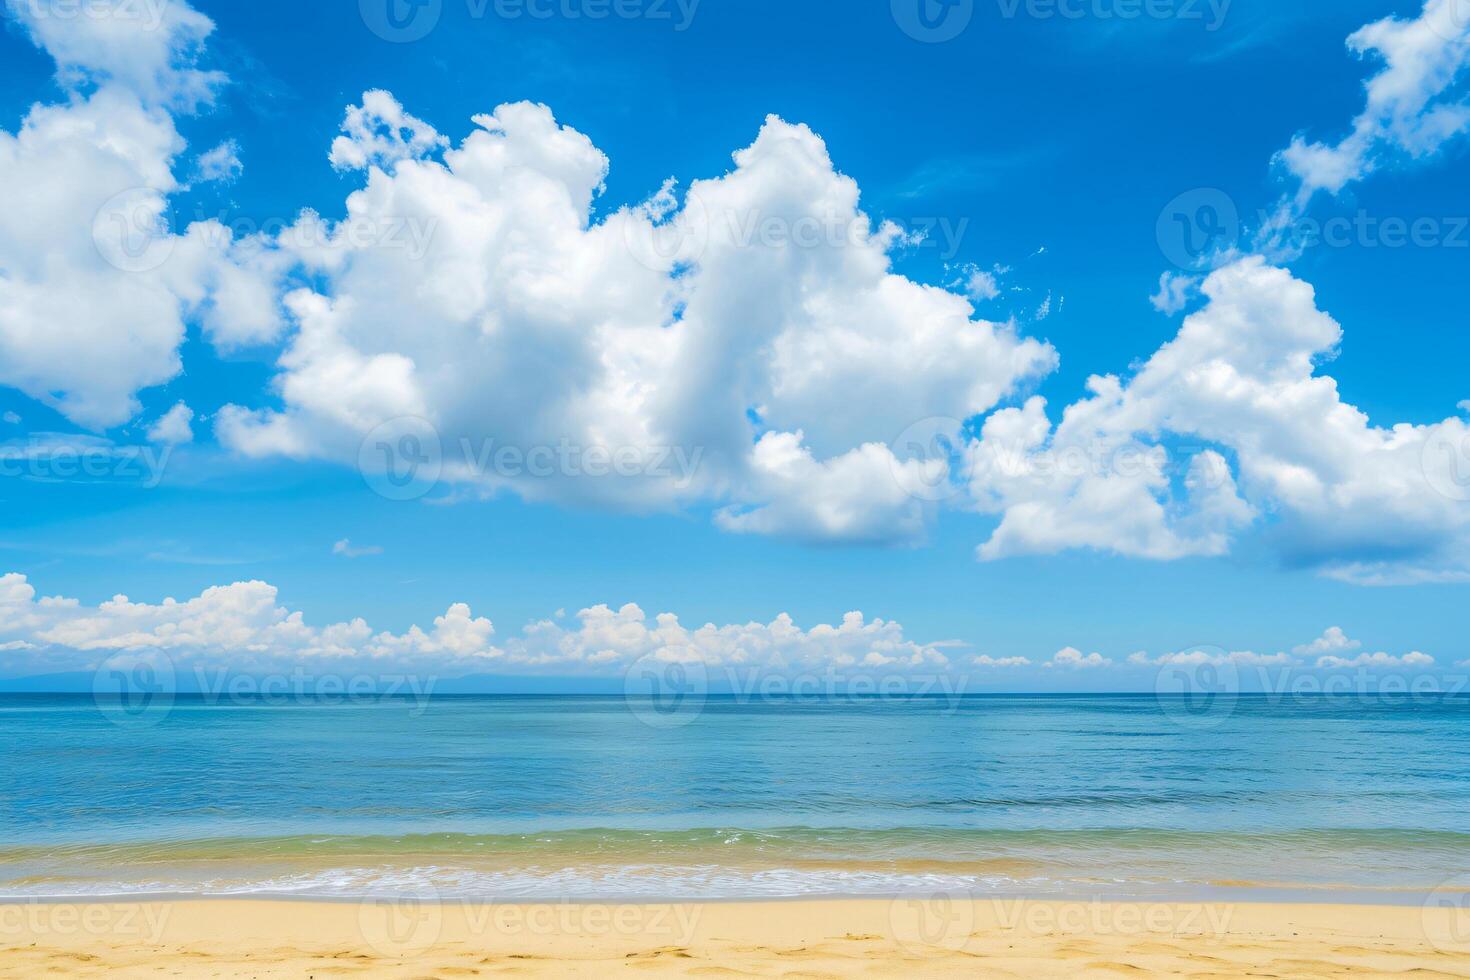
[0, 572, 950, 676]
[5, 0, 224, 110]
[193, 140, 241, 183]
[1278, 0, 1470, 202]
[1149, 271, 1197, 315]
[965, 257, 1470, 583]
[146, 401, 194, 445]
[1316, 650, 1435, 669]
[215, 94, 1055, 543]
[332, 539, 383, 559]
[1293, 626, 1361, 657]
[4, 0, 1466, 581]
[1046, 647, 1111, 669]
[973, 654, 1031, 667]
[0, 0, 282, 429]
[713, 432, 936, 544]
[328, 90, 447, 172]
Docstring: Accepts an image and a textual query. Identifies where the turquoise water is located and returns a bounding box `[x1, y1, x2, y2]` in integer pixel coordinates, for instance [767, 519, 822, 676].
[3, 694, 1470, 901]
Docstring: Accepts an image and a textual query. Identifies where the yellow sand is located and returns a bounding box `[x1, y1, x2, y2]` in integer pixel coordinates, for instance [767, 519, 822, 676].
[3, 897, 1470, 977]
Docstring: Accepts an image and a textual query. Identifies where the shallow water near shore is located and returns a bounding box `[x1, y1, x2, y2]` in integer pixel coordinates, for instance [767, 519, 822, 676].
[4, 693, 1469, 901]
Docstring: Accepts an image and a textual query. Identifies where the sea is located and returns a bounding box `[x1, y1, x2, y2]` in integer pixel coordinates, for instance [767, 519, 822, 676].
[3, 692, 1469, 903]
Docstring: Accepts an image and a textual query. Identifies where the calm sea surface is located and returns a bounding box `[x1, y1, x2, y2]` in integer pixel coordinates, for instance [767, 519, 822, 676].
[3, 694, 1469, 901]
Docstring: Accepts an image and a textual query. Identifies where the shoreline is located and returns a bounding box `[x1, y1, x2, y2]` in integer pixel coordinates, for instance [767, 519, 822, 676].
[3, 897, 1468, 977]
[0, 882, 1453, 908]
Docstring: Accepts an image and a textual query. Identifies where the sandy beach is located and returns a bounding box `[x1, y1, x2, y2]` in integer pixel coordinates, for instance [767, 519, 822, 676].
[2, 897, 1468, 978]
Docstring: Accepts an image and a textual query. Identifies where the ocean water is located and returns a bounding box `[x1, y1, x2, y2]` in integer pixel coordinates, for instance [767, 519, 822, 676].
[3, 693, 1470, 902]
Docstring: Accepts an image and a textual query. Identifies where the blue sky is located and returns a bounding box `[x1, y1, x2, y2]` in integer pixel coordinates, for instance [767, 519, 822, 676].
[0, 0, 1467, 688]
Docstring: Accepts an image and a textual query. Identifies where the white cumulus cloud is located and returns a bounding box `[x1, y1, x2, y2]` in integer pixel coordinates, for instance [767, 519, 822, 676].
[215, 94, 1055, 544]
[965, 257, 1470, 583]
[1278, 0, 1470, 202]
[0, 571, 951, 676]
[1293, 626, 1362, 657]
[147, 401, 194, 445]
[1046, 647, 1112, 669]
[0, 0, 285, 429]
[1317, 650, 1435, 669]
